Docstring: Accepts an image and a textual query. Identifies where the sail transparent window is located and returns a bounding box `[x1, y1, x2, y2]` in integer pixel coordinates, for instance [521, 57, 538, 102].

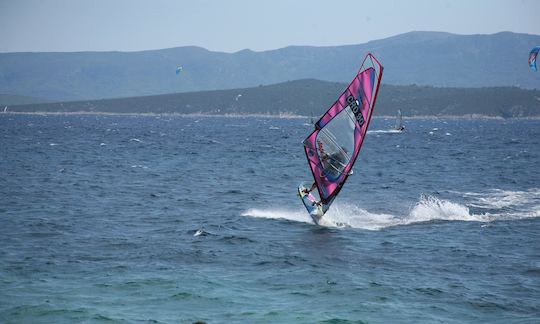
[315, 105, 357, 180]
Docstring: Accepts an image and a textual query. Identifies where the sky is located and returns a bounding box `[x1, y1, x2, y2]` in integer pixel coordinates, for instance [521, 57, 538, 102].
[0, 0, 538, 53]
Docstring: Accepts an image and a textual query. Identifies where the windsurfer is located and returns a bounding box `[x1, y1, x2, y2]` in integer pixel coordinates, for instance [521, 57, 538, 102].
[302, 182, 323, 209]
[322, 149, 349, 177]
[298, 53, 383, 221]
[304, 148, 350, 193]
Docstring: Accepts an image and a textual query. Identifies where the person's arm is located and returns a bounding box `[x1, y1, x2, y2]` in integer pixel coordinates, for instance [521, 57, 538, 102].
[303, 182, 317, 193]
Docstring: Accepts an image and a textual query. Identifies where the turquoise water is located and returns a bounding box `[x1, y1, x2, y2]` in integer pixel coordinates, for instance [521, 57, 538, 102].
[1, 115, 539, 323]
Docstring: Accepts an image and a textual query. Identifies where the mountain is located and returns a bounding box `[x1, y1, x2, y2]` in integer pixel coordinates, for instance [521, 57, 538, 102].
[8, 79, 540, 118]
[1, 31, 539, 101]
[0, 94, 51, 106]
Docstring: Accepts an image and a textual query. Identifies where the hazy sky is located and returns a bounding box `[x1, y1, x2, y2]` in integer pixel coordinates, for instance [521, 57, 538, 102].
[1, 0, 538, 53]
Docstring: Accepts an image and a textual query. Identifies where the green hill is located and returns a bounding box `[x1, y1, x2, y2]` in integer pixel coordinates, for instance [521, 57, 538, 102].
[8, 79, 540, 118]
[0, 93, 50, 106]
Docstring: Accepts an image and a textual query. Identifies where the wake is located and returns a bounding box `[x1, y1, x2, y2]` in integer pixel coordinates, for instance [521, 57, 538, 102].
[242, 189, 540, 230]
[367, 129, 403, 134]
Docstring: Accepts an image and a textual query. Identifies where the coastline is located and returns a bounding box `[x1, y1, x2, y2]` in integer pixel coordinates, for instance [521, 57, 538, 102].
[2, 110, 540, 120]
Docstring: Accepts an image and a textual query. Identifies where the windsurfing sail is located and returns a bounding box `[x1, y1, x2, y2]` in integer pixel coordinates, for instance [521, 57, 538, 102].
[302, 53, 383, 213]
[529, 46, 540, 72]
[395, 109, 404, 131]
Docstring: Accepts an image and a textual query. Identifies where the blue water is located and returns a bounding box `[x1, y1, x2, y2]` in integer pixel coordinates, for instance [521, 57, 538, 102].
[1, 114, 539, 323]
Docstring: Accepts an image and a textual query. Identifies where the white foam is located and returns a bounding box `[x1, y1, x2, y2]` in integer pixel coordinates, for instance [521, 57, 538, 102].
[131, 164, 148, 169]
[367, 129, 402, 134]
[193, 228, 205, 237]
[407, 195, 486, 223]
[323, 196, 487, 230]
[242, 191, 540, 230]
[242, 208, 312, 224]
[458, 188, 540, 209]
[320, 204, 400, 230]
[242, 195, 479, 230]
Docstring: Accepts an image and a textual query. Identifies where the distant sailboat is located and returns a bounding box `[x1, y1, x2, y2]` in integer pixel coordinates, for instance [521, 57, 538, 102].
[395, 109, 405, 131]
[3, 106, 7, 113]
[303, 112, 316, 127]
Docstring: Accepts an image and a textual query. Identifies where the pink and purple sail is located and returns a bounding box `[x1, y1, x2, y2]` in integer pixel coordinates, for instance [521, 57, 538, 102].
[302, 53, 383, 211]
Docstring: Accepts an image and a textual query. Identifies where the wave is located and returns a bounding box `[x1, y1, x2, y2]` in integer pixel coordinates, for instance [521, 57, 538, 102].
[242, 189, 540, 230]
[241, 208, 312, 224]
[456, 188, 540, 209]
[367, 129, 403, 134]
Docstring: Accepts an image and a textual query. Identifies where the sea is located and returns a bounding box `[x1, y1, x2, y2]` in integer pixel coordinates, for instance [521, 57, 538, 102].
[1, 114, 539, 323]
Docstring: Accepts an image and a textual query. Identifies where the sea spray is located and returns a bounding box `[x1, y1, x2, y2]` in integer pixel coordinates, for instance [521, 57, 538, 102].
[241, 194, 524, 230]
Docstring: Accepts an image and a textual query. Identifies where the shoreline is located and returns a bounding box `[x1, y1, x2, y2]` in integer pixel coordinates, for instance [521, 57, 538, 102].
[1, 111, 540, 120]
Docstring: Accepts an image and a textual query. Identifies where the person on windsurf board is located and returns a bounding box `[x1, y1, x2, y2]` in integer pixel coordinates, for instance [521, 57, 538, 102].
[298, 53, 384, 224]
